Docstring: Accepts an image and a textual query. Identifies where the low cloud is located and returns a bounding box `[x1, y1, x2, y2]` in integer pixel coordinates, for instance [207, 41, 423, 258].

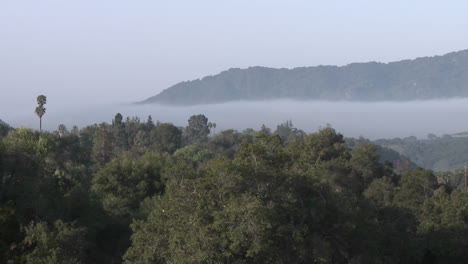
[2, 99, 467, 139]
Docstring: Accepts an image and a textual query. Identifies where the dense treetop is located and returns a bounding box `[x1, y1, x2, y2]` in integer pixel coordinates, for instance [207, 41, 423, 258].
[1, 114, 468, 263]
[142, 50, 468, 105]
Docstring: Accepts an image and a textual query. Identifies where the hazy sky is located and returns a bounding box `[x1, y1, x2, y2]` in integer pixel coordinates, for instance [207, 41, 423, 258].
[1, 0, 468, 108]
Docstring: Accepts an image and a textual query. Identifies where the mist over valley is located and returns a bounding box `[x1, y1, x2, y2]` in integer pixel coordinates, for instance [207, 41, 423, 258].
[2, 98, 467, 140]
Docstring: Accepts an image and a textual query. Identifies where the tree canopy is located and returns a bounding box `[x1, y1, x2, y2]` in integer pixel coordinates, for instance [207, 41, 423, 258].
[0, 113, 467, 263]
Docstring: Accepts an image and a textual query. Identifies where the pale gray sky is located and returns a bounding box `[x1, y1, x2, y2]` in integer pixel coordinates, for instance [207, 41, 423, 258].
[1, 0, 468, 110]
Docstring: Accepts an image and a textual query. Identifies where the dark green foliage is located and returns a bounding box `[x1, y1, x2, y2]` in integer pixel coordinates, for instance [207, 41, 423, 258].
[174, 145, 213, 166]
[124, 116, 145, 149]
[185, 114, 210, 144]
[142, 50, 468, 105]
[347, 137, 417, 173]
[0, 119, 12, 139]
[150, 123, 182, 154]
[394, 168, 439, 214]
[364, 176, 395, 207]
[145, 115, 155, 131]
[112, 113, 127, 150]
[418, 190, 468, 263]
[0, 201, 21, 262]
[92, 123, 115, 165]
[113, 113, 123, 126]
[23, 220, 87, 264]
[91, 152, 168, 217]
[207, 129, 250, 159]
[3, 113, 468, 263]
[0, 128, 49, 220]
[123, 129, 422, 263]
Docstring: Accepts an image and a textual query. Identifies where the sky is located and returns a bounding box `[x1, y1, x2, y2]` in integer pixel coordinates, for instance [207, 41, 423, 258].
[1, 0, 468, 107]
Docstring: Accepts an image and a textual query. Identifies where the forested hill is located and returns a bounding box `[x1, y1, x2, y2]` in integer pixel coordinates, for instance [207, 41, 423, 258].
[142, 49, 468, 105]
[0, 119, 11, 138]
[374, 133, 468, 172]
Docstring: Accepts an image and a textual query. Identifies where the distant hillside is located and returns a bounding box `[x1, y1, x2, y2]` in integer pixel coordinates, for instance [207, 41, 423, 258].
[346, 138, 417, 173]
[374, 135, 468, 172]
[142, 50, 468, 105]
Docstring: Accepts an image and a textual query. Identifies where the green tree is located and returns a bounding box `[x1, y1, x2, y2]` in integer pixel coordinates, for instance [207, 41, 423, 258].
[363, 176, 395, 207]
[113, 113, 123, 126]
[0, 119, 11, 139]
[150, 123, 182, 154]
[348, 142, 393, 194]
[91, 152, 168, 217]
[146, 115, 155, 131]
[417, 190, 468, 263]
[0, 128, 47, 219]
[174, 145, 213, 166]
[0, 201, 21, 262]
[394, 168, 439, 214]
[35, 95, 47, 132]
[124, 116, 145, 149]
[92, 123, 115, 165]
[133, 130, 150, 150]
[287, 127, 353, 191]
[207, 129, 247, 159]
[185, 114, 210, 144]
[23, 220, 87, 264]
[112, 113, 127, 150]
[125, 149, 369, 263]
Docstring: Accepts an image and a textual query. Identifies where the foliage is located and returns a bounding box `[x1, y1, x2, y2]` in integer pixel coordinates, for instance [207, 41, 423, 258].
[0, 119, 12, 139]
[0, 201, 21, 262]
[124, 128, 413, 263]
[394, 168, 439, 214]
[185, 114, 210, 144]
[23, 220, 87, 264]
[150, 123, 182, 154]
[2, 113, 468, 263]
[207, 129, 251, 159]
[174, 145, 213, 166]
[91, 152, 168, 217]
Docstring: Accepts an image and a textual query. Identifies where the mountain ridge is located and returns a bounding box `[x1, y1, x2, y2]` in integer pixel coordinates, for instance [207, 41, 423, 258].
[141, 49, 468, 105]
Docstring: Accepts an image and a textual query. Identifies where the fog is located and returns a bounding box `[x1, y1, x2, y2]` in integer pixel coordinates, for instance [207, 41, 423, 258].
[1, 98, 467, 140]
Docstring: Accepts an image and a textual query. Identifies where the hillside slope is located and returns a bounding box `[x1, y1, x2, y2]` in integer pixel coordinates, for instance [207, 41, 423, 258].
[142, 50, 468, 105]
[374, 134, 468, 172]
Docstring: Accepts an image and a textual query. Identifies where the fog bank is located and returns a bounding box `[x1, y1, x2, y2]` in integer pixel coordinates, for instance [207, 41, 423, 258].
[1, 99, 467, 139]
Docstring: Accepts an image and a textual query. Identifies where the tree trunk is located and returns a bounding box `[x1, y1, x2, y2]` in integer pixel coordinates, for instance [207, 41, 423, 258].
[40, 117, 42, 132]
